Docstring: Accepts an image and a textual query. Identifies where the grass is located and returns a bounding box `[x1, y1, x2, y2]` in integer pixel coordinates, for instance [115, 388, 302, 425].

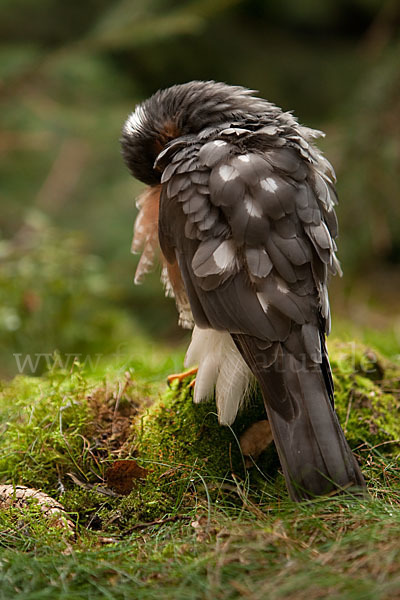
[1, 494, 400, 599]
[0, 335, 399, 599]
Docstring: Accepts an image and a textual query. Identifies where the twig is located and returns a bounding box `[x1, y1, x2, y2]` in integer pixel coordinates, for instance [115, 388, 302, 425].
[66, 472, 120, 497]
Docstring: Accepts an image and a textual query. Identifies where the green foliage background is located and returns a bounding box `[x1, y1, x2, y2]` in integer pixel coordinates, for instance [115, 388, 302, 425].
[1, 0, 399, 376]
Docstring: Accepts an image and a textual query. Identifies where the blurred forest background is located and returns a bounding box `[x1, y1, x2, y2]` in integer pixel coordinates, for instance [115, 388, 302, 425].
[0, 0, 399, 378]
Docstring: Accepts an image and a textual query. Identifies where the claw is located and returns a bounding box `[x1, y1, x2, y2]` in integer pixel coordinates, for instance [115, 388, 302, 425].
[167, 367, 198, 385]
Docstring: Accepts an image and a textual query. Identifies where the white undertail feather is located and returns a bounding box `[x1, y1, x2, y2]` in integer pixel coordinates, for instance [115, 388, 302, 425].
[215, 342, 254, 426]
[184, 327, 253, 425]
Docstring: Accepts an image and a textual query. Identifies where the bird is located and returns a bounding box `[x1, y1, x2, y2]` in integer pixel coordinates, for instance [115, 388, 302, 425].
[121, 80, 366, 501]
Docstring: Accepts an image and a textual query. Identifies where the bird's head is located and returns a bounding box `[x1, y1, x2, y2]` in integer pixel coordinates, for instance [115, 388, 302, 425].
[121, 80, 271, 185]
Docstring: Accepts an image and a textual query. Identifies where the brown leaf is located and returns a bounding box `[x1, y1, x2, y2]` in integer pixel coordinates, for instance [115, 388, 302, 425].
[105, 459, 148, 495]
[239, 420, 274, 467]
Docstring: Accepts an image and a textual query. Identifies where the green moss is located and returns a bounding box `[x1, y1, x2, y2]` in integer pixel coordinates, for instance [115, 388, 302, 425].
[0, 340, 398, 536]
[131, 339, 399, 512]
[138, 380, 238, 477]
[0, 372, 92, 489]
[329, 341, 400, 450]
[0, 499, 74, 554]
[135, 376, 282, 506]
[137, 338, 399, 472]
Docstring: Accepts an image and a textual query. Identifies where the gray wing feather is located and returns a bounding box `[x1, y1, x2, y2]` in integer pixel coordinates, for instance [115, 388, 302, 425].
[198, 140, 232, 167]
[245, 248, 273, 278]
[158, 132, 341, 413]
[274, 216, 297, 238]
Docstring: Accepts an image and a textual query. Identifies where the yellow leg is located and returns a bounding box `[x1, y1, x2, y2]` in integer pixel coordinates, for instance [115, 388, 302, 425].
[167, 367, 198, 385]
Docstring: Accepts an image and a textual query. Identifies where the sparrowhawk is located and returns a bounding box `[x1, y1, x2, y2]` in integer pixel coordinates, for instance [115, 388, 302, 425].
[121, 80, 366, 501]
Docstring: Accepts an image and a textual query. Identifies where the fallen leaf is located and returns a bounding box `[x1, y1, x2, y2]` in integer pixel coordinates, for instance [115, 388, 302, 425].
[105, 459, 148, 495]
[239, 420, 274, 467]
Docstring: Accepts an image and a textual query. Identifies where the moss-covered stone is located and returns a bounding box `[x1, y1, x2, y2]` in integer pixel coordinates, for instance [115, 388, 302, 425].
[133, 341, 399, 508]
[135, 377, 281, 503]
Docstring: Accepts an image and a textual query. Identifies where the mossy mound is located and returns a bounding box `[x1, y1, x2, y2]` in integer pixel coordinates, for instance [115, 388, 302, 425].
[0, 341, 399, 535]
[329, 340, 400, 449]
[135, 340, 400, 511]
[137, 378, 270, 478]
[137, 339, 400, 468]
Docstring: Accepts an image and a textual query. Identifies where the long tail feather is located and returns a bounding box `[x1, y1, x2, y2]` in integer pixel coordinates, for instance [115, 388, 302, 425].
[233, 334, 366, 501]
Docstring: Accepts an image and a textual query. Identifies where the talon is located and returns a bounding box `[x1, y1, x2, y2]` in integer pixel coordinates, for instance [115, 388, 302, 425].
[167, 367, 198, 385]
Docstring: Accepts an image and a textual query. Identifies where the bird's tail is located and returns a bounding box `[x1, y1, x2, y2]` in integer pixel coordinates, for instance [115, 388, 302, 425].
[233, 335, 366, 501]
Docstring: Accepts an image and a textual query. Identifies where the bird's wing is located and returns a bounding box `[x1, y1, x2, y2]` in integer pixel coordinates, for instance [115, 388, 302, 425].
[158, 129, 339, 418]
